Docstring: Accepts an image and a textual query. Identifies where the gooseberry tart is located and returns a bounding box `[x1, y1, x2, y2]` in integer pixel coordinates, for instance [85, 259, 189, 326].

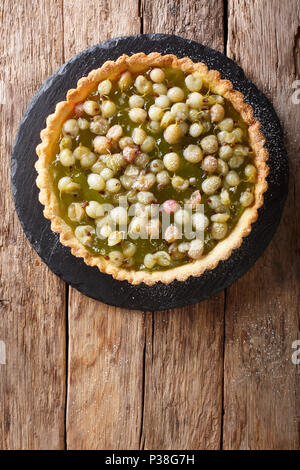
[35, 52, 269, 285]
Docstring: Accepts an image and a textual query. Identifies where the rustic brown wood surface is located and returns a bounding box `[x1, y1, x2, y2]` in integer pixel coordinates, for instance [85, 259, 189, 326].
[0, 0, 66, 450]
[223, 0, 300, 450]
[0, 0, 299, 450]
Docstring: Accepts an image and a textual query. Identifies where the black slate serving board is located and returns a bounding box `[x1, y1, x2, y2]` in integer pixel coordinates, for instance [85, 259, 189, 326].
[11, 34, 288, 311]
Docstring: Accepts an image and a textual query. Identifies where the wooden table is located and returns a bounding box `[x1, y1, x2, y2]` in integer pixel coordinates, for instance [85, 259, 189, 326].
[0, 0, 299, 450]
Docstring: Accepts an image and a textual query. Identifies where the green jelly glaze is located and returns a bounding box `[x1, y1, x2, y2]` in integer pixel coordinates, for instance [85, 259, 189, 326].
[50, 67, 254, 271]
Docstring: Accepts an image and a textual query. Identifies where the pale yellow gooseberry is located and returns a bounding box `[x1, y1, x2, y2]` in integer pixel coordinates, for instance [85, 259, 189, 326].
[129, 95, 144, 108]
[90, 116, 109, 135]
[108, 230, 125, 247]
[210, 104, 225, 123]
[68, 203, 85, 222]
[174, 209, 191, 226]
[132, 127, 147, 145]
[77, 118, 89, 130]
[106, 178, 122, 193]
[141, 136, 155, 152]
[160, 111, 175, 129]
[164, 224, 180, 243]
[240, 190, 254, 207]
[122, 241, 137, 258]
[119, 136, 134, 150]
[156, 170, 170, 186]
[74, 225, 95, 246]
[93, 136, 110, 154]
[150, 159, 164, 173]
[186, 92, 203, 109]
[155, 95, 170, 109]
[189, 122, 203, 138]
[170, 102, 189, 120]
[62, 119, 79, 137]
[201, 155, 218, 172]
[244, 164, 256, 182]
[201, 176, 222, 195]
[219, 118, 234, 132]
[98, 79, 112, 95]
[101, 100, 116, 118]
[110, 206, 128, 225]
[163, 123, 183, 144]
[211, 222, 228, 240]
[85, 201, 105, 219]
[58, 176, 79, 194]
[225, 170, 240, 187]
[200, 135, 219, 154]
[137, 191, 156, 205]
[211, 213, 230, 223]
[183, 144, 203, 163]
[192, 213, 209, 232]
[83, 100, 100, 116]
[59, 136, 72, 150]
[148, 105, 164, 121]
[87, 173, 106, 191]
[108, 250, 124, 266]
[150, 68, 165, 83]
[185, 72, 202, 92]
[153, 251, 171, 267]
[129, 107, 147, 123]
[188, 239, 204, 259]
[153, 83, 167, 95]
[59, 148, 75, 167]
[118, 71, 132, 90]
[134, 75, 152, 94]
[80, 151, 97, 168]
[171, 176, 189, 191]
[167, 86, 185, 103]
[219, 145, 233, 161]
[163, 152, 181, 172]
[106, 124, 123, 141]
[144, 253, 156, 269]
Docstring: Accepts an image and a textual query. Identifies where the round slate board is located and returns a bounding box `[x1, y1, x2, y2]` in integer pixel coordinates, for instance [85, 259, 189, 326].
[11, 34, 288, 311]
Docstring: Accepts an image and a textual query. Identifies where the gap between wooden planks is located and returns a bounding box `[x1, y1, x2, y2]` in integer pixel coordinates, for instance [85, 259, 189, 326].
[0, 0, 299, 450]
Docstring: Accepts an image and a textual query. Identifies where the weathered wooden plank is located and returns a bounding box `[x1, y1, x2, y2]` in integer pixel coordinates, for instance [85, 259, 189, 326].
[63, 0, 144, 450]
[141, 301, 225, 450]
[63, 0, 142, 59]
[223, 0, 300, 450]
[140, 0, 226, 450]
[142, 0, 224, 53]
[66, 298, 146, 449]
[0, 0, 66, 450]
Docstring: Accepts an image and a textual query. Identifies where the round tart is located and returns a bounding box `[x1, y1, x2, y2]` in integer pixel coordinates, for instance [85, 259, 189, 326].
[35, 52, 269, 285]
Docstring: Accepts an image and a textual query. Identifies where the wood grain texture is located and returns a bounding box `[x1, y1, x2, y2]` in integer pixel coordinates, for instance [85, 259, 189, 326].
[63, 0, 144, 450]
[140, 0, 226, 450]
[0, 0, 66, 450]
[223, 0, 300, 450]
[2, 0, 299, 451]
[66, 298, 146, 449]
[141, 300, 225, 450]
[63, 0, 141, 60]
[142, 0, 224, 52]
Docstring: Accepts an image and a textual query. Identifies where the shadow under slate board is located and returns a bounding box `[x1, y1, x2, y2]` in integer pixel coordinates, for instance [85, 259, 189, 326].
[11, 34, 288, 311]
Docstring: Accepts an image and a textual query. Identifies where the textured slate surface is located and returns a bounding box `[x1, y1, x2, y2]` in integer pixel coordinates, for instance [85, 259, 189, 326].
[11, 34, 288, 311]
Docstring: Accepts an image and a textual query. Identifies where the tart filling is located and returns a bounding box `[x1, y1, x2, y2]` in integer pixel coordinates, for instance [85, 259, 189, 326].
[36, 53, 269, 285]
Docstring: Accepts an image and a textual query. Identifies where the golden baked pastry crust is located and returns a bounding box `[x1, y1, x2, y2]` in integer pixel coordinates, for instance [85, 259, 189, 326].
[35, 52, 269, 285]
